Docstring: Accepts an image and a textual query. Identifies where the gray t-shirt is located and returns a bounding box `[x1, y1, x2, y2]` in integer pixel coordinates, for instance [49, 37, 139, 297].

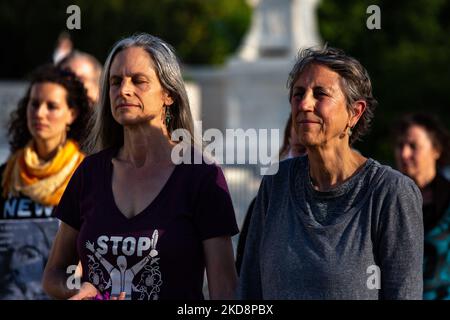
[237, 155, 424, 300]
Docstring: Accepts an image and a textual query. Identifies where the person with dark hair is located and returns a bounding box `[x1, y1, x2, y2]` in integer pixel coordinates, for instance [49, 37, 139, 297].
[393, 113, 450, 299]
[237, 47, 423, 299]
[57, 50, 102, 106]
[0, 64, 91, 219]
[43, 33, 238, 300]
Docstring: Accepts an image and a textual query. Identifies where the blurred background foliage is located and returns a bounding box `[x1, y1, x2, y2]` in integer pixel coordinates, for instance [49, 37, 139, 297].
[0, 0, 251, 77]
[318, 0, 450, 165]
[0, 0, 449, 164]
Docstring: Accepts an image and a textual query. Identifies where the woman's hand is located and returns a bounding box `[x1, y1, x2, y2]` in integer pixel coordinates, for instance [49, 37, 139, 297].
[68, 282, 99, 300]
[69, 283, 126, 300]
[110, 292, 126, 300]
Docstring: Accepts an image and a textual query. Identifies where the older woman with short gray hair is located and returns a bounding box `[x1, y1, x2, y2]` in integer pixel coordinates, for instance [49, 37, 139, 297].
[237, 47, 423, 300]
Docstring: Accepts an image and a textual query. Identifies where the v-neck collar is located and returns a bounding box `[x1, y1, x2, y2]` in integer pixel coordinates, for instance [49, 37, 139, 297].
[105, 147, 180, 222]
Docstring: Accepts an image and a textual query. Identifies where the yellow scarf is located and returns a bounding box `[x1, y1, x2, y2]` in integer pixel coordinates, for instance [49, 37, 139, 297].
[1, 139, 85, 206]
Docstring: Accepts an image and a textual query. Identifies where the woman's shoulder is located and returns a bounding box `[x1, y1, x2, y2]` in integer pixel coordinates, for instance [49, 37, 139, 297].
[368, 159, 420, 196]
[252, 155, 308, 194]
[370, 159, 410, 182]
[73, 147, 117, 180]
[81, 147, 117, 166]
[172, 161, 232, 200]
[272, 155, 308, 180]
[281, 155, 308, 170]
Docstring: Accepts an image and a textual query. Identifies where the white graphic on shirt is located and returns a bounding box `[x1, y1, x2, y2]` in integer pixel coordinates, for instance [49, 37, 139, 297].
[85, 230, 162, 300]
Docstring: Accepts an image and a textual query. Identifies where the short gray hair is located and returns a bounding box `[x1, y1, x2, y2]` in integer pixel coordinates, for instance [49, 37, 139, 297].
[287, 46, 377, 145]
[85, 33, 194, 153]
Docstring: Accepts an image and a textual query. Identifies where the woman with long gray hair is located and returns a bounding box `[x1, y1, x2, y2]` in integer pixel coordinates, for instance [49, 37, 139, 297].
[43, 33, 238, 300]
[237, 47, 424, 300]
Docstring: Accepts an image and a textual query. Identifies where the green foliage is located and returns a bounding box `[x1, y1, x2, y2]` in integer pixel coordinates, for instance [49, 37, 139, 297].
[0, 0, 251, 78]
[318, 0, 450, 165]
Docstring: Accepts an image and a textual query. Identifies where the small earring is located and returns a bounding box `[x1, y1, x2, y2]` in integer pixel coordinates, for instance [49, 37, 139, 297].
[348, 126, 353, 137]
[164, 105, 172, 128]
[66, 125, 71, 132]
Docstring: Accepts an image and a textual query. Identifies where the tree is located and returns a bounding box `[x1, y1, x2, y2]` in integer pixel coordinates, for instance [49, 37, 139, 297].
[318, 0, 450, 164]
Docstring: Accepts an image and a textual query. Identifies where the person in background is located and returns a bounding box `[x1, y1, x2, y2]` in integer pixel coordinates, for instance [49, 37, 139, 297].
[52, 32, 73, 65]
[279, 113, 307, 160]
[43, 33, 238, 300]
[58, 50, 102, 107]
[0, 65, 90, 219]
[235, 113, 306, 274]
[237, 46, 423, 300]
[0, 65, 90, 300]
[393, 113, 450, 300]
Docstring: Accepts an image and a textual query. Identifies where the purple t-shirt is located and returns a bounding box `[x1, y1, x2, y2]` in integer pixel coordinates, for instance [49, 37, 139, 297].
[55, 147, 238, 300]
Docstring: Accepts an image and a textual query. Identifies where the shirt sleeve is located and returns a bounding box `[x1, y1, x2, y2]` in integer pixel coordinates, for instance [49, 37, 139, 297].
[193, 165, 239, 241]
[236, 175, 271, 300]
[376, 174, 424, 300]
[53, 160, 85, 230]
